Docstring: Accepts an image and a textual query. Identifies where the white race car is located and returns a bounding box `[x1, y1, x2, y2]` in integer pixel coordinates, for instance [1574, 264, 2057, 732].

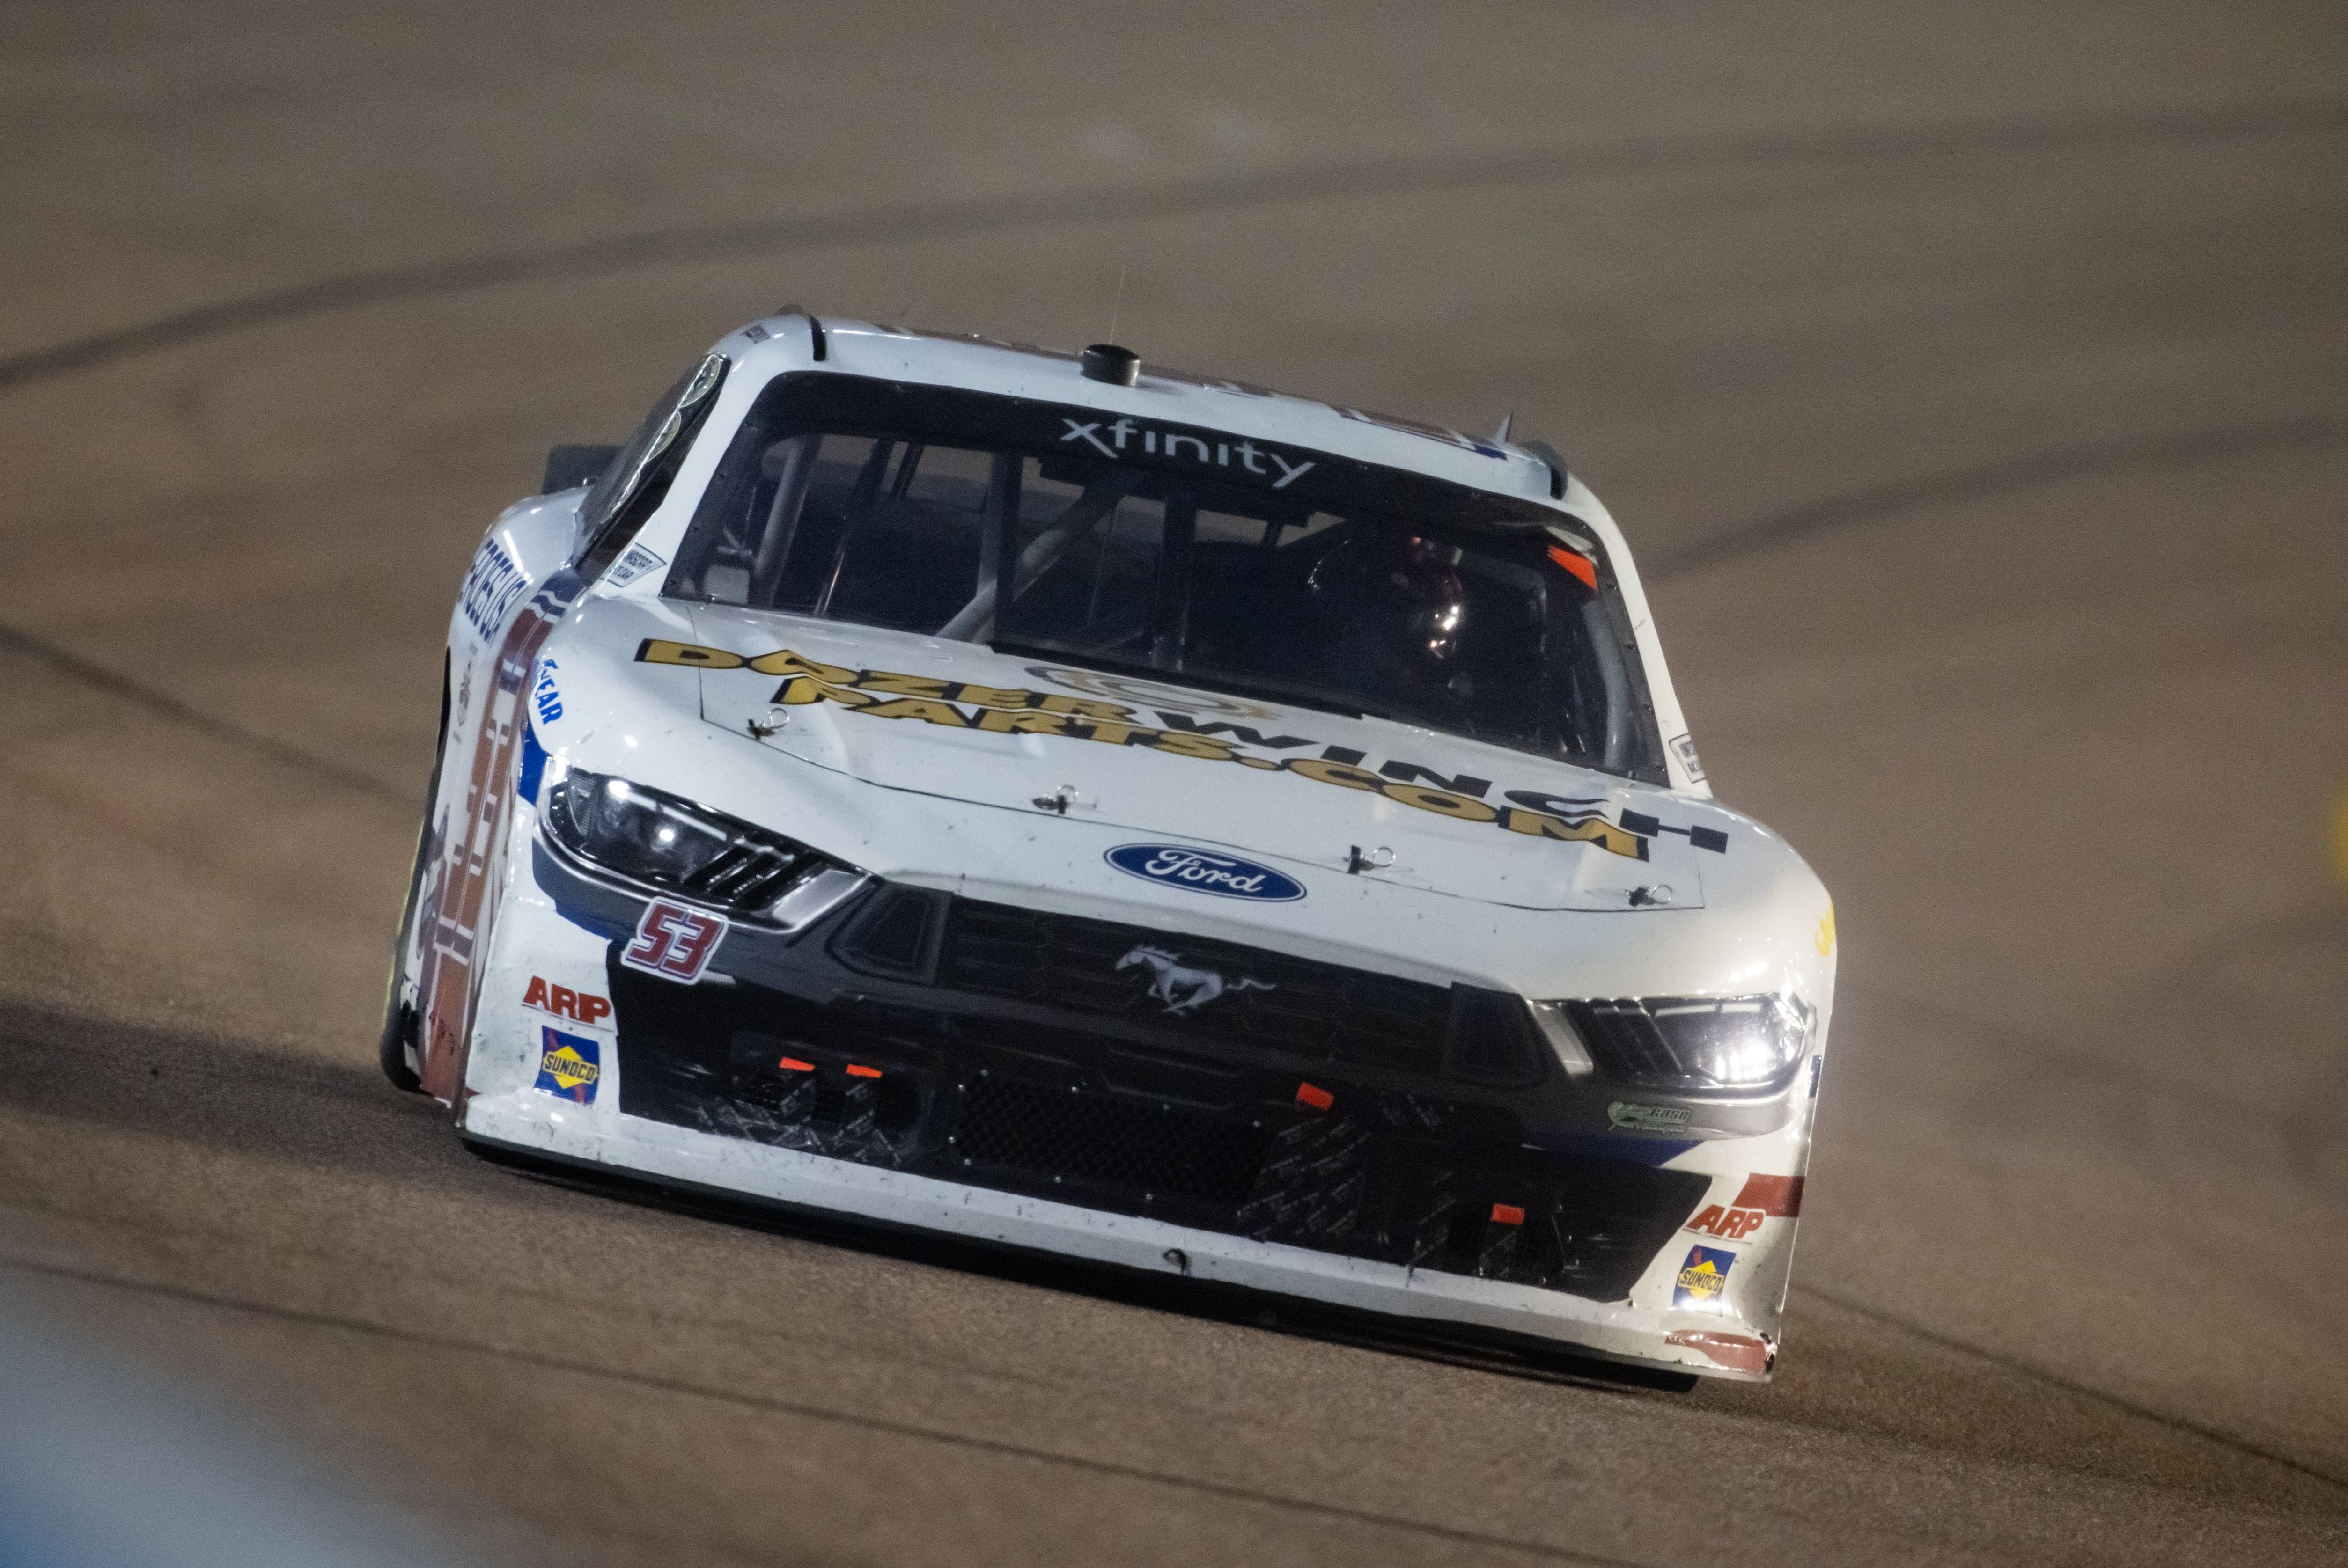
[382, 314, 1834, 1381]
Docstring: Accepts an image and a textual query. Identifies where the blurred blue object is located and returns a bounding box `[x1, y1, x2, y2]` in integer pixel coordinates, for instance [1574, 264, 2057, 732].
[0, 1279, 475, 1568]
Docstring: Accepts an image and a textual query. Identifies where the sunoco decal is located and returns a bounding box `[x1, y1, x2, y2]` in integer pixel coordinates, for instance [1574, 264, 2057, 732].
[635, 642, 1722, 862]
[1673, 1245, 1736, 1310]
[534, 1027, 601, 1103]
[1106, 844, 1304, 902]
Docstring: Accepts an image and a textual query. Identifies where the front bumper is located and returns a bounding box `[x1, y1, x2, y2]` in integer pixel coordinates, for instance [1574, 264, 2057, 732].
[459, 835, 1811, 1379]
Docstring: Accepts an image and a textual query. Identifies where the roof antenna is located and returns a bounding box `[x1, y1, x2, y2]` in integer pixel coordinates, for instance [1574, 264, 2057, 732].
[1082, 264, 1141, 386]
[1492, 410, 1514, 443]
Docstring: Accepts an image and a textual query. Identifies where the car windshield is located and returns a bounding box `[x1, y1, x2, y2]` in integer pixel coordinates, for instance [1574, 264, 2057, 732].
[666, 374, 1661, 777]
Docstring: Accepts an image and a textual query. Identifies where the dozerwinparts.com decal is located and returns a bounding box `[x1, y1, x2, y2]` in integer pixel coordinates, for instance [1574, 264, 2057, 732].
[635, 641, 1704, 862]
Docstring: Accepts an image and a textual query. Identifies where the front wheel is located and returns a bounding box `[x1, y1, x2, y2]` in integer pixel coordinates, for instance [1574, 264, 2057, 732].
[378, 652, 450, 1093]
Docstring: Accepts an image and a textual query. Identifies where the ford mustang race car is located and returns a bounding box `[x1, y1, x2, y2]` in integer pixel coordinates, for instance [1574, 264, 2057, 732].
[380, 313, 1834, 1381]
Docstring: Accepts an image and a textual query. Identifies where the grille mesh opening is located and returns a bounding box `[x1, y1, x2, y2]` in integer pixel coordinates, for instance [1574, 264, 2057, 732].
[954, 1073, 1272, 1210]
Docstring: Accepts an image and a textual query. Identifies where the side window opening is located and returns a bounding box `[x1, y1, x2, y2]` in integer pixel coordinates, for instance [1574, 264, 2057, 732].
[575, 352, 728, 582]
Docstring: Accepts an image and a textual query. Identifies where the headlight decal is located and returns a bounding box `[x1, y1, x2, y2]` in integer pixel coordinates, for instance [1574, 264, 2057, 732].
[1559, 994, 1811, 1092]
[543, 768, 854, 922]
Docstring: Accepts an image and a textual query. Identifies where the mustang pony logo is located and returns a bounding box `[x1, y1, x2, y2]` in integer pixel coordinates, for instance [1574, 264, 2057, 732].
[1117, 944, 1276, 1016]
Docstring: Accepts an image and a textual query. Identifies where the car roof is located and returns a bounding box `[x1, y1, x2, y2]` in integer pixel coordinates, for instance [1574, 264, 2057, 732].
[716, 312, 1566, 510]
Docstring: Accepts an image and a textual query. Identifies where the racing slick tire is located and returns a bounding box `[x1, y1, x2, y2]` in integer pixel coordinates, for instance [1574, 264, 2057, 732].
[377, 653, 450, 1093]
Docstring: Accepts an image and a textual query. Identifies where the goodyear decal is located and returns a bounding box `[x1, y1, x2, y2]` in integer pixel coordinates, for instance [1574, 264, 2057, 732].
[534, 1026, 601, 1104]
[637, 641, 1659, 861]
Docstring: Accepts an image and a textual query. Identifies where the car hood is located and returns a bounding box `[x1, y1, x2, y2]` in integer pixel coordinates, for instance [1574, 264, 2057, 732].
[665, 606, 1734, 913]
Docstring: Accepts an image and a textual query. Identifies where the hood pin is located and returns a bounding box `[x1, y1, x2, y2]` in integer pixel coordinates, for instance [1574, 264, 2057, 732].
[746, 708, 789, 740]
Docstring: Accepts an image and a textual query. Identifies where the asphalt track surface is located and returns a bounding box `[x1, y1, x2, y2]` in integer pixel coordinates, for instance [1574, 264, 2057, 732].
[4, 4, 2347, 1563]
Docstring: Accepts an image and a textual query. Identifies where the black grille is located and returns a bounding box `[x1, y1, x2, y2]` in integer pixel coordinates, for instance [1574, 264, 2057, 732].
[953, 1073, 1272, 1209]
[941, 900, 1450, 1074]
[602, 921, 1701, 1304]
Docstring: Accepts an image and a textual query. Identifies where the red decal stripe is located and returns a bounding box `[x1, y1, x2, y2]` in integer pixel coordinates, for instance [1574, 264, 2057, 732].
[1731, 1174, 1804, 1217]
[1665, 1330, 1771, 1375]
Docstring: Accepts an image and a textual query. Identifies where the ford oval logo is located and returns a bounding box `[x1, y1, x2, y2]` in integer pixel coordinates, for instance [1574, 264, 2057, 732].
[1104, 843, 1305, 902]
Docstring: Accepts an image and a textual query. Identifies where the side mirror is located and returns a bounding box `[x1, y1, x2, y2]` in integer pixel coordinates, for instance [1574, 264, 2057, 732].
[541, 444, 620, 495]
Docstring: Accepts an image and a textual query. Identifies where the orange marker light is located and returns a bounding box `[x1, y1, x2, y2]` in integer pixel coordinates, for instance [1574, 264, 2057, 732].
[1490, 1203, 1526, 1226]
[777, 1057, 815, 1072]
[845, 1064, 883, 1079]
[1546, 546, 1598, 590]
[1295, 1082, 1334, 1111]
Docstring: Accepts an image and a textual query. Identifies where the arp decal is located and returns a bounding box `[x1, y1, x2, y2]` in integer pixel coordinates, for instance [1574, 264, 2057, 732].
[635, 642, 1712, 863]
[1685, 1205, 1766, 1241]
[534, 1026, 601, 1103]
[1673, 1245, 1736, 1310]
[1608, 1101, 1692, 1134]
[1105, 845, 1305, 903]
[457, 535, 530, 641]
[622, 898, 728, 983]
[522, 975, 612, 1027]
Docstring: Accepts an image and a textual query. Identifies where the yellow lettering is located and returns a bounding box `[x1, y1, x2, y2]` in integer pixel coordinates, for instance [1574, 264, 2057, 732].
[637, 639, 745, 670]
[1037, 693, 1138, 721]
[1501, 807, 1645, 859]
[857, 697, 972, 727]
[1380, 782, 1498, 821]
[950, 682, 1037, 709]
[1285, 757, 1385, 791]
[773, 676, 876, 708]
[976, 708, 1072, 735]
[860, 670, 954, 699]
[1147, 730, 1238, 762]
[746, 649, 857, 682]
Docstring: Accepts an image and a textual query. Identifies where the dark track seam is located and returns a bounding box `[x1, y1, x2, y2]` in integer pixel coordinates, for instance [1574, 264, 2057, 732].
[1793, 1284, 2348, 1496]
[1644, 419, 2348, 581]
[0, 1252, 1648, 1567]
[0, 621, 408, 804]
[3, 97, 2344, 396]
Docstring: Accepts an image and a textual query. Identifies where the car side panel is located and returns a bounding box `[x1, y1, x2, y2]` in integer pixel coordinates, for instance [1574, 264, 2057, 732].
[410, 495, 585, 1102]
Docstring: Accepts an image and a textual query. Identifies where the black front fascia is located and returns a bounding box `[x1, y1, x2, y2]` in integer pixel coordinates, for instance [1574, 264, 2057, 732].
[538, 848, 1709, 1303]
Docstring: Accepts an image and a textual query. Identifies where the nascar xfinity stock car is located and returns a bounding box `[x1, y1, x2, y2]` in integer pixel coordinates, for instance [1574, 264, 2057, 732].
[381, 310, 1834, 1381]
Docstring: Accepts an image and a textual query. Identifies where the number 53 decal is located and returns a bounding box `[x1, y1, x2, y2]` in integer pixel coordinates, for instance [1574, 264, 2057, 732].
[622, 899, 728, 982]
